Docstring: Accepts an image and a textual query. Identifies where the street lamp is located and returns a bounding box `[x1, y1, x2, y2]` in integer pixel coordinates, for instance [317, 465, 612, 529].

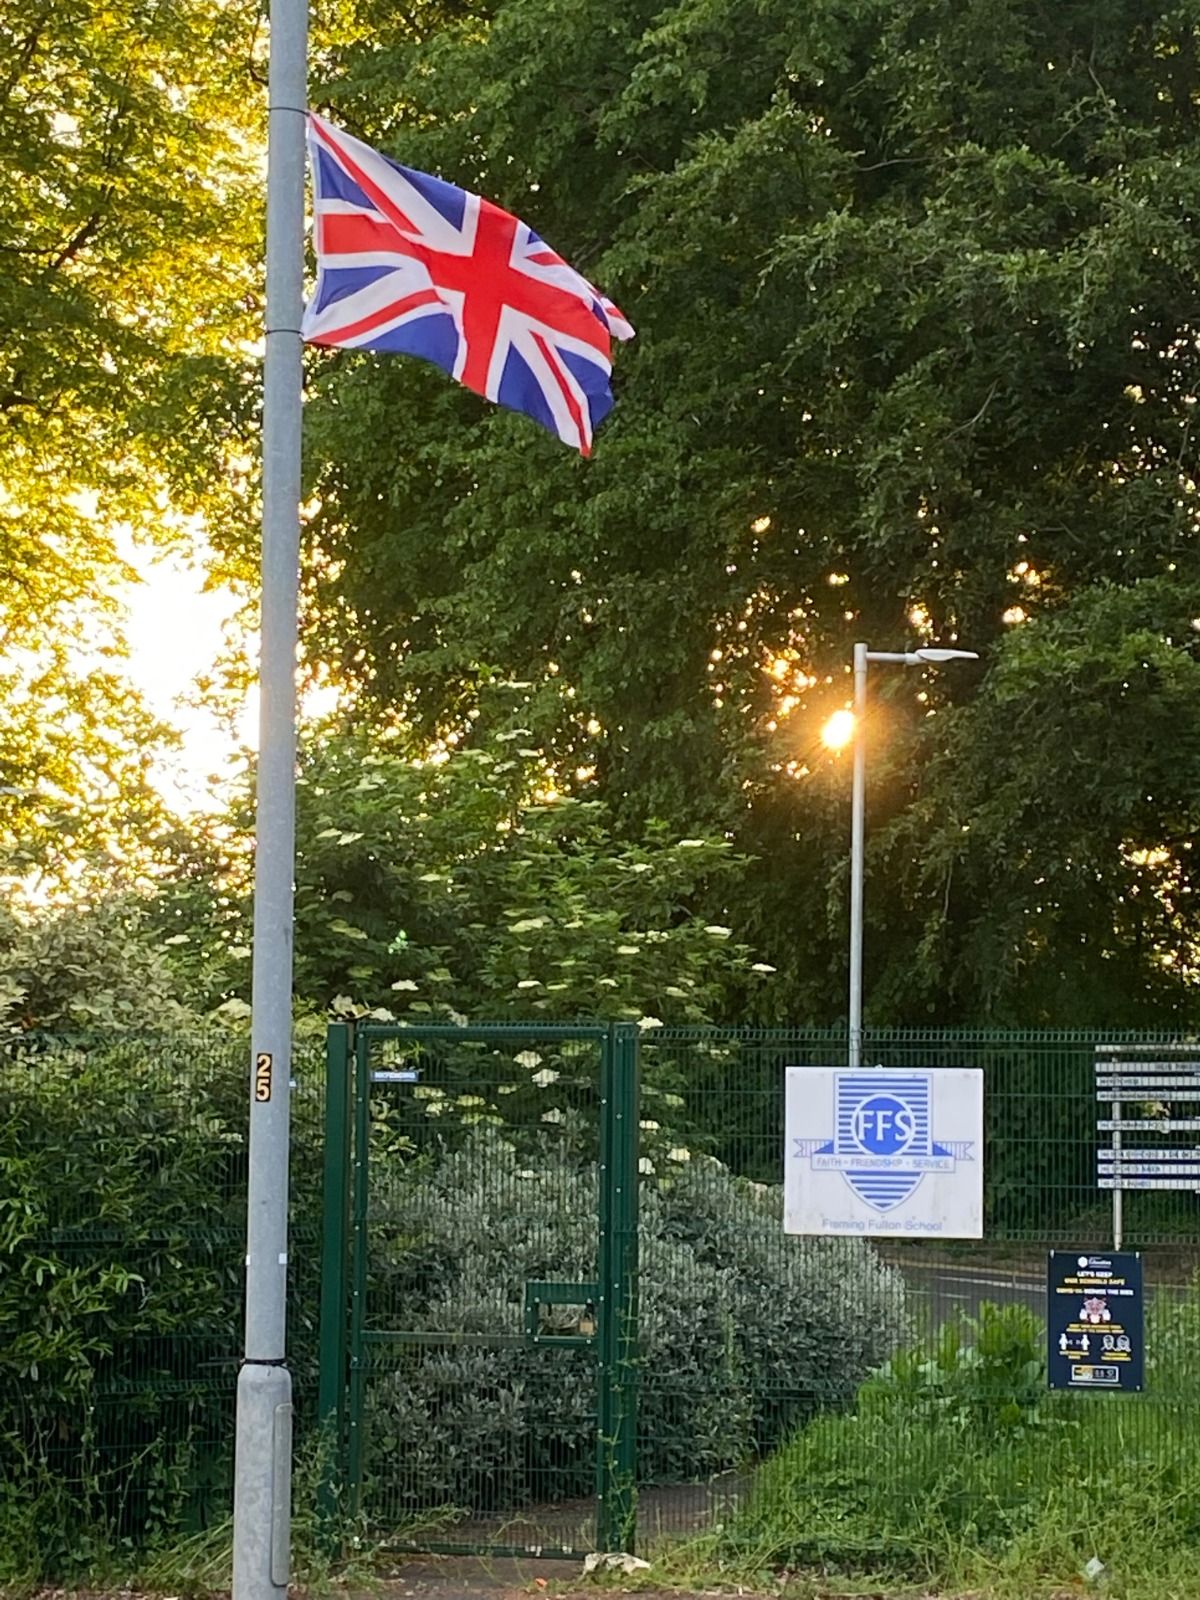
[838, 643, 979, 1069]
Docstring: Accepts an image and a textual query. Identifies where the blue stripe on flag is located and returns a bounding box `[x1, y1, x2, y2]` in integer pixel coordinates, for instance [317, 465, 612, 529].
[497, 345, 558, 438]
[316, 146, 374, 209]
[560, 348, 614, 428]
[313, 264, 398, 315]
[392, 160, 467, 231]
[365, 308, 459, 372]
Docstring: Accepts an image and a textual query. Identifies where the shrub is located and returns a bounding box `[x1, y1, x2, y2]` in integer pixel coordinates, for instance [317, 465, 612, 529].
[1, 1033, 908, 1569]
[860, 1300, 1046, 1434]
[360, 1130, 909, 1522]
[0, 1032, 327, 1580]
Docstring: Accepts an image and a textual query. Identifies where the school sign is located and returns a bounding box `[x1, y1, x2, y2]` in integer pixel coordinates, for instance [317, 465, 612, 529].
[784, 1067, 984, 1237]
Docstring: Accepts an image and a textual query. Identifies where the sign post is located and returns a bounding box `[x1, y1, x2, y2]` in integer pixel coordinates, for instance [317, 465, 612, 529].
[1095, 1044, 1200, 1251]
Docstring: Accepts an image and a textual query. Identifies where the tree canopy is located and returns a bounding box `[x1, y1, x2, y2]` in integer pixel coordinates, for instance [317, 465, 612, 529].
[150, 714, 774, 1030]
[5, 0, 1200, 1030]
[0, 0, 262, 880]
[298, 0, 1200, 1024]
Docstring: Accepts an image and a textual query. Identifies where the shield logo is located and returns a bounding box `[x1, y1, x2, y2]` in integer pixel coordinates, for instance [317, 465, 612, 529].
[834, 1073, 931, 1211]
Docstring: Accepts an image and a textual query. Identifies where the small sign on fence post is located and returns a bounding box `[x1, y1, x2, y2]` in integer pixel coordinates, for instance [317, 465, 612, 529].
[1047, 1251, 1144, 1392]
[783, 1067, 983, 1238]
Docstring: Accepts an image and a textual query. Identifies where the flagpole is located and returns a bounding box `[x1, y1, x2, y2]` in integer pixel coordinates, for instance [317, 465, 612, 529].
[231, 0, 307, 1586]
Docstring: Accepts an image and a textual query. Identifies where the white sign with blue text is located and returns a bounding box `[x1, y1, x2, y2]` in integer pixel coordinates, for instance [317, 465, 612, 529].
[784, 1067, 984, 1238]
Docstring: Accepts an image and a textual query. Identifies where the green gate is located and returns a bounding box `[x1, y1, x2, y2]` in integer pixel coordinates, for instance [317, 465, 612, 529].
[318, 1021, 639, 1556]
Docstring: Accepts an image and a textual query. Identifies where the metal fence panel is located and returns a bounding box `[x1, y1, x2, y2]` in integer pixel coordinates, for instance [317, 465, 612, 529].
[9, 1023, 1200, 1571]
[334, 1022, 621, 1558]
[633, 1026, 1200, 1548]
[0, 1030, 326, 1561]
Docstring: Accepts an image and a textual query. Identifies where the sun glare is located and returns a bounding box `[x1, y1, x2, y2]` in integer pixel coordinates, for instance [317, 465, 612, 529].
[821, 709, 856, 750]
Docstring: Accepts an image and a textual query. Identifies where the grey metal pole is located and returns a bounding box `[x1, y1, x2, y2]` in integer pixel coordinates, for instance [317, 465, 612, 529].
[231, 0, 308, 1590]
[848, 642, 867, 1070]
[844, 644, 977, 1069]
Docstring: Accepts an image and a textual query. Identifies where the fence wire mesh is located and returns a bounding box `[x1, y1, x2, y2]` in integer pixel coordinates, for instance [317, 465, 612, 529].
[7, 1024, 1200, 1572]
[0, 1030, 325, 1566]
[633, 1027, 1200, 1551]
[344, 1025, 610, 1556]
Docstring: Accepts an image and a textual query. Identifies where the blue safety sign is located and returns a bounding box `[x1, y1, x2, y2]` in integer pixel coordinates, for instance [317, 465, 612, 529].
[1047, 1251, 1143, 1392]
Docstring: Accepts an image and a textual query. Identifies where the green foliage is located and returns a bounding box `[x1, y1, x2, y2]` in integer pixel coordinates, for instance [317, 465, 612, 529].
[0, 0, 262, 880]
[0, 1427, 362, 1594]
[0, 672, 179, 893]
[728, 1295, 1200, 1590]
[0, 0, 260, 513]
[111, 1431, 381, 1599]
[0, 1034, 327, 1579]
[0, 1028, 903, 1574]
[361, 1131, 907, 1512]
[302, 0, 1200, 1026]
[882, 577, 1200, 1024]
[158, 719, 778, 1025]
[0, 894, 199, 1035]
[861, 1303, 1046, 1435]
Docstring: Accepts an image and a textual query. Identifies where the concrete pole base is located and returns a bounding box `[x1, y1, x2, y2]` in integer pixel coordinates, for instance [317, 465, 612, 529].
[233, 1361, 293, 1600]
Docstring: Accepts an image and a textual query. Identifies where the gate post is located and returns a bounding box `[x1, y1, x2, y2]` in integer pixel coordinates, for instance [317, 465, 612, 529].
[317, 1022, 353, 1541]
[345, 1026, 372, 1517]
[597, 1022, 640, 1553]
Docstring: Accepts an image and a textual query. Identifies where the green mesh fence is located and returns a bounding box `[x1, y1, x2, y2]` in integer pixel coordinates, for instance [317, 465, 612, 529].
[8, 1024, 1200, 1573]
[631, 1027, 1200, 1552]
[0, 1030, 326, 1568]
[332, 1024, 628, 1558]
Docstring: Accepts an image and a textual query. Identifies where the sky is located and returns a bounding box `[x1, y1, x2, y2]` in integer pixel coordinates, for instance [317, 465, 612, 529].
[120, 538, 341, 813]
[119, 539, 256, 811]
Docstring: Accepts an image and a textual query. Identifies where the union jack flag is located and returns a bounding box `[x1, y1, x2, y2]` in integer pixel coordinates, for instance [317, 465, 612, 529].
[302, 115, 634, 456]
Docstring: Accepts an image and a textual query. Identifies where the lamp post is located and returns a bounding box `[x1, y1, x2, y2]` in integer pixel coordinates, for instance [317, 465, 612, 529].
[845, 644, 978, 1069]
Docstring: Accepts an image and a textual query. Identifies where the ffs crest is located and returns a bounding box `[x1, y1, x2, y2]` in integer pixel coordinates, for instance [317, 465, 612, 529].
[793, 1072, 974, 1213]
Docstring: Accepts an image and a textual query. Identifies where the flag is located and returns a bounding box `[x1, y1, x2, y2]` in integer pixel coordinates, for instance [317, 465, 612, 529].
[302, 114, 634, 456]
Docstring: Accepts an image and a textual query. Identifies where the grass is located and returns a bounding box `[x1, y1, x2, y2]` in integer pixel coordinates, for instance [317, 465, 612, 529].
[0, 1432, 391, 1598]
[625, 1543, 1200, 1600]
[724, 1402, 1200, 1596]
[619, 1296, 1200, 1600]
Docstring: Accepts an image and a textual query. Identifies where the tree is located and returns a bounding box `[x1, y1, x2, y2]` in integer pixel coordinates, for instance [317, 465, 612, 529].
[300, 0, 1200, 1023]
[154, 713, 777, 1025]
[0, 891, 196, 1035]
[879, 577, 1200, 1024]
[0, 0, 262, 877]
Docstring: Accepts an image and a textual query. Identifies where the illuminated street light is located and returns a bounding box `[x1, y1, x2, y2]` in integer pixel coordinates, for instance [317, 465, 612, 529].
[846, 642, 978, 1068]
[821, 708, 856, 751]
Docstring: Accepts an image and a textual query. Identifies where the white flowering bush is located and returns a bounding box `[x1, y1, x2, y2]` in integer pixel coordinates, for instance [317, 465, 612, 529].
[361, 1131, 908, 1516]
[163, 723, 779, 1029]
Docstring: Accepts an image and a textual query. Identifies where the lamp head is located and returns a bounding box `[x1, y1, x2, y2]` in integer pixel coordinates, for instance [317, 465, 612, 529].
[911, 648, 979, 664]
